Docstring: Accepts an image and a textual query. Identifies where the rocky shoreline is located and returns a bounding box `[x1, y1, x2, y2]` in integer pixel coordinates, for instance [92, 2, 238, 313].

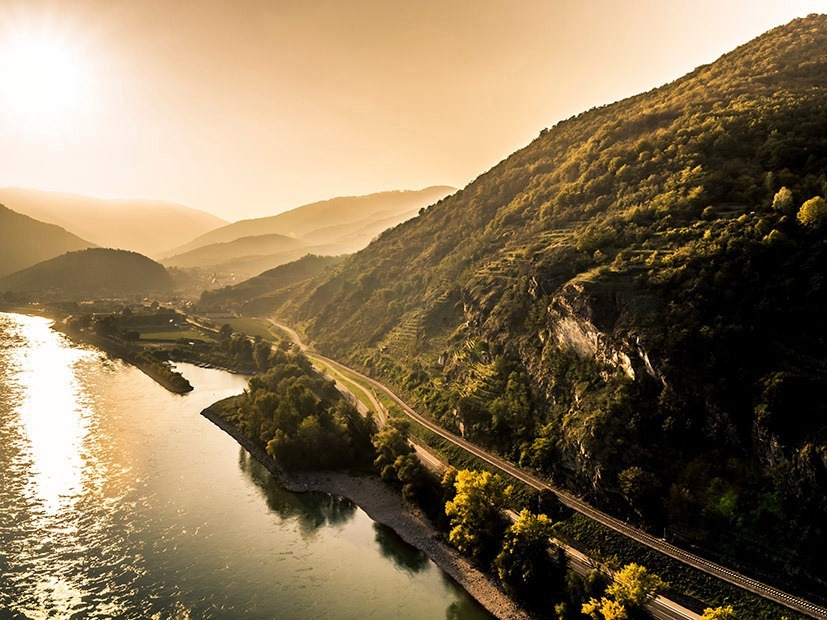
[200, 399, 532, 620]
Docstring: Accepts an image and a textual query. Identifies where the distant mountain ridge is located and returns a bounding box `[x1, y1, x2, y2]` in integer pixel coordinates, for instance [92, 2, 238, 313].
[0, 187, 227, 258]
[0, 248, 173, 296]
[166, 186, 455, 259]
[0, 204, 95, 277]
[163, 233, 305, 270]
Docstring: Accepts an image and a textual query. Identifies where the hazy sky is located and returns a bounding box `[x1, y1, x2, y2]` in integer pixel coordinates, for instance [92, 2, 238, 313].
[1, 0, 825, 221]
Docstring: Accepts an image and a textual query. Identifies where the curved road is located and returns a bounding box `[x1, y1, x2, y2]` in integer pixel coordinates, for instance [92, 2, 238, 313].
[269, 320, 826, 620]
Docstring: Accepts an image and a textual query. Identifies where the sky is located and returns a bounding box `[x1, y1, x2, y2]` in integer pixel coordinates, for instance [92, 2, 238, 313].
[0, 0, 826, 221]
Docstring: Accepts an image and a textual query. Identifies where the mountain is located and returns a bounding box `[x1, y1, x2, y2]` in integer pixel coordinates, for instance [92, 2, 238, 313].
[0, 204, 95, 277]
[198, 254, 344, 313]
[0, 187, 227, 258]
[278, 16, 827, 593]
[0, 248, 174, 296]
[162, 233, 306, 271]
[167, 186, 454, 257]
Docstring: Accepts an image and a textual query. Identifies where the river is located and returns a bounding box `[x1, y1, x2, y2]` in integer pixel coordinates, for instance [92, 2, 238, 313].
[0, 312, 491, 619]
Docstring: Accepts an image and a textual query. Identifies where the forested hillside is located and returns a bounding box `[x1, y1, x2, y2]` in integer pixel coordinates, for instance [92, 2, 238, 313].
[281, 15, 827, 595]
[163, 233, 305, 270]
[0, 248, 174, 296]
[199, 254, 344, 313]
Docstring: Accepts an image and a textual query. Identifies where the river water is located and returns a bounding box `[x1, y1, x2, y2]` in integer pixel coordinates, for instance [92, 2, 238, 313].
[0, 313, 490, 619]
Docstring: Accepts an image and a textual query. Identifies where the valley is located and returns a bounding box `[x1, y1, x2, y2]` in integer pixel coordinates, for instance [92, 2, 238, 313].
[2, 8, 826, 620]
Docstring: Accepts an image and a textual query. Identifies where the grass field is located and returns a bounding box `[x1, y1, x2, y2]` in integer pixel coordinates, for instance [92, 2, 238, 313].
[140, 329, 212, 341]
[311, 357, 383, 419]
[220, 317, 283, 340]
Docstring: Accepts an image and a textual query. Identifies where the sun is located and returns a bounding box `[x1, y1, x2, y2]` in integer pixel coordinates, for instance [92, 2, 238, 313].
[0, 32, 92, 129]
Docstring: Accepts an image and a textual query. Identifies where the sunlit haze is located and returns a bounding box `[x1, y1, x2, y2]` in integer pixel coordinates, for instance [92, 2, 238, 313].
[0, 33, 92, 130]
[1, 0, 826, 220]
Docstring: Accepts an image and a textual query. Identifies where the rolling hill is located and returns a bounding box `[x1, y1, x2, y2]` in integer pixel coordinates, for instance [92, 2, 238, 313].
[0, 248, 174, 296]
[275, 15, 827, 594]
[167, 186, 454, 258]
[198, 254, 344, 313]
[0, 204, 95, 278]
[162, 233, 306, 270]
[0, 187, 227, 258]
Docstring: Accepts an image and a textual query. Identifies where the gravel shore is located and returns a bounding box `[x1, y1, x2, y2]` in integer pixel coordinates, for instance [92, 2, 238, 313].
[201, 401, 531, 620]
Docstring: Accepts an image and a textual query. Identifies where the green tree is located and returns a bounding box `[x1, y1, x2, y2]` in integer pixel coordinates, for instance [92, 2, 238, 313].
[606, 563, 666, 608]
[494, 509, 564, 606]
[582, 597, 628, 620]
[229, 334, 254, 363]
[394, 452, 428, 502]
[797, 196, 827, 228]
[335, 400, 376, 464]
[617, 466, 660, 516]
[122, 329, 140, 342]
[254, 340, 272, 371]
[771, 186, 795, 214]
[373, 417, 415, 481]
[445, 469, 510, 567]
[700, 606, 737, 620]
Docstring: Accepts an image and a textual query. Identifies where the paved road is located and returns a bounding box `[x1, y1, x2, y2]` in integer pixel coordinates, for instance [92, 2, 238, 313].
[268, 320, 827, 620]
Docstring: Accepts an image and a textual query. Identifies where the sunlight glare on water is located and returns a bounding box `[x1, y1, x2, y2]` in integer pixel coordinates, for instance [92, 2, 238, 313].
[13, 314, 94, 515]
[0, 312, 491, 620]
[1, 314, 103, 619]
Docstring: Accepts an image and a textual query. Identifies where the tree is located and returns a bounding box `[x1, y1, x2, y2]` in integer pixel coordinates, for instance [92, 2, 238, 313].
[797, 196, 827, 228]
[771, 186, 794, 214]
[219, 323, 233, 341]
[254, 340, 272, 371]
[394, 452, 428, 503]
[617, 466, 661, 517]
[122, 329, 140, 342]
[582, 597, 628, 620]
[228, 333, 254, 364]
[606, 563, 666, 608]
[494, 509, 564, 606]
[373, 417, 415, 481]
[445, 469, 510, 567]
[335, 400, 376, 464]
[701, 606, 736, 620]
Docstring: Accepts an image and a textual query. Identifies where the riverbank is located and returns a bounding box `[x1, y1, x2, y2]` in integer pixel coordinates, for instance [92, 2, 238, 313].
[200, 398, 532, 620]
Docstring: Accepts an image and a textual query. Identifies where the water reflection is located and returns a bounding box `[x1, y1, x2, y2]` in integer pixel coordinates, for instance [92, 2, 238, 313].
[0, 314, 108, 619]
[12, 315, 94, 514]
[374, 523, 429, 574]
[0, 313, 493, 620]
[446, 599, 494, 620]
[238, 449, 356, 535]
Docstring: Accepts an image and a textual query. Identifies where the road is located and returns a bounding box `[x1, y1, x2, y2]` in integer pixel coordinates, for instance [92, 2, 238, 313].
[269, 320, 827, 620]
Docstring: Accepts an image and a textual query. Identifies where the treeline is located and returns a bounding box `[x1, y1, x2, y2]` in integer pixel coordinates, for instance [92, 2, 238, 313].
[169, 323, 274, 374]
[133, 350, 192, 393]
[375, 419, 743, 620]
[218, 347, 748, 618]
[222, 343, 375, 470]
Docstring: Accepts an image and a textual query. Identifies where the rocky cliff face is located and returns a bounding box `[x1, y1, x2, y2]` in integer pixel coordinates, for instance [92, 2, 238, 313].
[545, 281, 660, 382]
